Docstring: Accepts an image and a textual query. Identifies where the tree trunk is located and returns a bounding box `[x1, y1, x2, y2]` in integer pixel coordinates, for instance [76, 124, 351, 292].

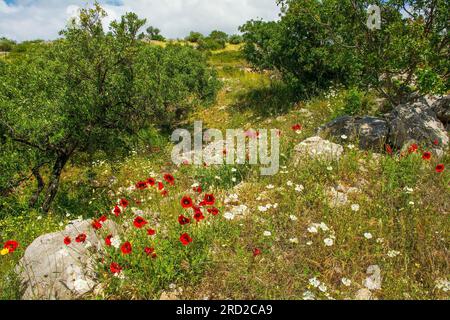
[29, 166, 45, 207]
[41, 154, 69, 213]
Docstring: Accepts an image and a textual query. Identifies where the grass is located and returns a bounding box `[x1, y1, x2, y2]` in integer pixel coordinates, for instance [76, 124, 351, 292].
[0, 44, 449, 300]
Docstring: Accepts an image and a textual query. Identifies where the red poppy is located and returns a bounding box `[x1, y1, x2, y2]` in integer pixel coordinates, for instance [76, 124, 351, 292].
[75, 234, 87, 243]
[181, 196, 193, 209]
[408, 143, 419, 153]
[113, 205, 121, 217]
[207, 207, 219, 216]
[198, 200, 207, 206]
[99, 215, 108, 223]
[385, 144, 393, 155]
[163, 173, 175, 185]
[178, 215, 191, 225]
[194, 211, 205, 222]
[110, 262, 122, 274]
[92, 220, 102, 230]
[180, 233, 193, 246]
[63, 237, 71, 246]
[157, 182, 164, 190]
[161, 190, 169, 197]
[144, 247, 157, 258]
[292, 124, 302, 131]
[146, 177, 156, 186]
[433, 139, 440, 146]
[203, 194, 215, 206]
[133, 216, 148, 229]
[105, 235, 112, 247]
[436, 164, 445, 173]
[147, 228, 156, 236]
[136, 181, 147, 190]
[422, 152, 432, 161]
[121, 241, 132, 254]
[252, 248, 261, 257]
[119, 198, 129, 208]
[193, 186, 202, 193]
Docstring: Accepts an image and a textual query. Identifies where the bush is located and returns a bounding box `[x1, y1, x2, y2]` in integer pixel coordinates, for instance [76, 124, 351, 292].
[185, 31, 204, 43]
[197, 37, 226, 51]
[228, 34, 243, 44]
[240, 0, 449, 103]
[0, 37, 16, 52]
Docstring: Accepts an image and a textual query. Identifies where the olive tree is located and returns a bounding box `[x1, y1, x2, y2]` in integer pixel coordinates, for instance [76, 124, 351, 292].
[0, 4, 219, 212]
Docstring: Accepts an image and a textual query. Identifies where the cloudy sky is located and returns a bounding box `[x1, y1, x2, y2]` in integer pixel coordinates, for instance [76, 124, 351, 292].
[0, 0, 281, 41]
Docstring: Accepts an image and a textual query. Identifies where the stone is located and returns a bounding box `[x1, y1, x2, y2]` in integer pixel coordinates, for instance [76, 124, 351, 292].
[317, 116, 389, 150]
[354, 288, 376, 300]
[364, 265, 382, 290]
[388, 98, 448, 151]
[431, 94, 450, 125]
[16, 219, 118, 300]
[294, 136, 344, 162]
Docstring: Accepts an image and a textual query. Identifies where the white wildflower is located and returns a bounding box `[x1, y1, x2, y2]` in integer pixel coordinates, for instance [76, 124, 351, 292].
[324, 238, 334, 247]
[263, 231, 272, 237]
[351, 204, 360, 212]
[309, 277, 321, 288]
[341, 278, 352, 287]
[364, 232, 373, 240]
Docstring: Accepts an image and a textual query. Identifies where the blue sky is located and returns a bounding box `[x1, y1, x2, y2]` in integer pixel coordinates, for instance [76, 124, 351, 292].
[0, 0, 280, 41]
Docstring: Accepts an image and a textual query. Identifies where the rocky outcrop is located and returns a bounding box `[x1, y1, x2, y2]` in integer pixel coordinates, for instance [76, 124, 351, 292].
[388, 98, 448, 151]
[318, 116, 389, 150]
[318, 95, 449, 154]
[16, 219, 118, 300]
[294, 136, 344, 163]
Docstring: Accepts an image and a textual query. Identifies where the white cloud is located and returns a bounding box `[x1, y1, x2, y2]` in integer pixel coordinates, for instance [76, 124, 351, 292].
[0, 0, 280, 41]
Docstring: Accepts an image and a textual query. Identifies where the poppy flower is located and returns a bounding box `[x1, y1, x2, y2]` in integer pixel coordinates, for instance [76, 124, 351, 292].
[75, 234, 87, 243]
[433, 139, 440, 146]
[161, 190, 169, 197]
[133, 216, 148, 229]
[193, 186, 202, 193]
[92, 220, 102, 230]
[252, 248, 261, 257]
[113, 205, 121, 217]
[144, 247, 157, 258]
[147, 228, 156, 236]
[119, 198, 129, 208]
[436, 164, 445, 173]
[110, 262, 122, 274]
[105, 235, 112, 247]
[157, 182, 164, 191]
[136, 181, 147, 190]
[99, 215, 108, 223]
[422, 152, 432, 161]
[181, 196, 193, 209]
[385, 144, 393, 155]
[178, 215, 191, 225]
[408, 143, 419, 153]
[198, 200, 207, 206]
[194, 211, 205, 222]
[180, 233, 193, 246]
[292, 124, 302, 131]
[203, 194, 215, 206]
[146, 178, 156, 186]
[63, 237, 71, 246]
[163, 173, 175, 185]
[207, 207, 219, 216]
[121, 242, 132, 254]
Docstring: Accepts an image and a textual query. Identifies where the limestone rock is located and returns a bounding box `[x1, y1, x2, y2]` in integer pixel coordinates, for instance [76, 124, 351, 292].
[16, 219, 118, 300]
[294, 136, 344, 163]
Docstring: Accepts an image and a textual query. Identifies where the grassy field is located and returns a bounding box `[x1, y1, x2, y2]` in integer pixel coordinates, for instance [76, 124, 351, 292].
[1, 45, 449, 300]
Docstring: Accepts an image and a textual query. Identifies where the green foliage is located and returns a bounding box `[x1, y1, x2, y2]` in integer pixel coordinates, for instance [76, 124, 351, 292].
[240, 0, 449, 103]
[228, 34, 243, 44]
[0, 3, 219, 212]
[0, 37, 16, 52]
[185, 31, 204, 43]
[145, 26, 165, 41]
[197, 37, 226, 51]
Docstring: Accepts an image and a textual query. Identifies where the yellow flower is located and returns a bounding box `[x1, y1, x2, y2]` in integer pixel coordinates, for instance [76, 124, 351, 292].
[1, 248, 9, 255]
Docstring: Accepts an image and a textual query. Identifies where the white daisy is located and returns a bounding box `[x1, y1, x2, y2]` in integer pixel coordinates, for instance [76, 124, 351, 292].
[324, 238, 334, 246]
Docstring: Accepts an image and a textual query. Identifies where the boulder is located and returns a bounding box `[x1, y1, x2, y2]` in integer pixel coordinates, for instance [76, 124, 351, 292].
[431, 94, 450, 125]
[388, 99, 448, 151]
[294, 136, 344, 162]
[16, 219, 118, 300]
[318, 116, 389, 150]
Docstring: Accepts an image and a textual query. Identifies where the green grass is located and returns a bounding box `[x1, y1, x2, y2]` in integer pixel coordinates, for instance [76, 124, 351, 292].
[1, 44, 449, 300]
